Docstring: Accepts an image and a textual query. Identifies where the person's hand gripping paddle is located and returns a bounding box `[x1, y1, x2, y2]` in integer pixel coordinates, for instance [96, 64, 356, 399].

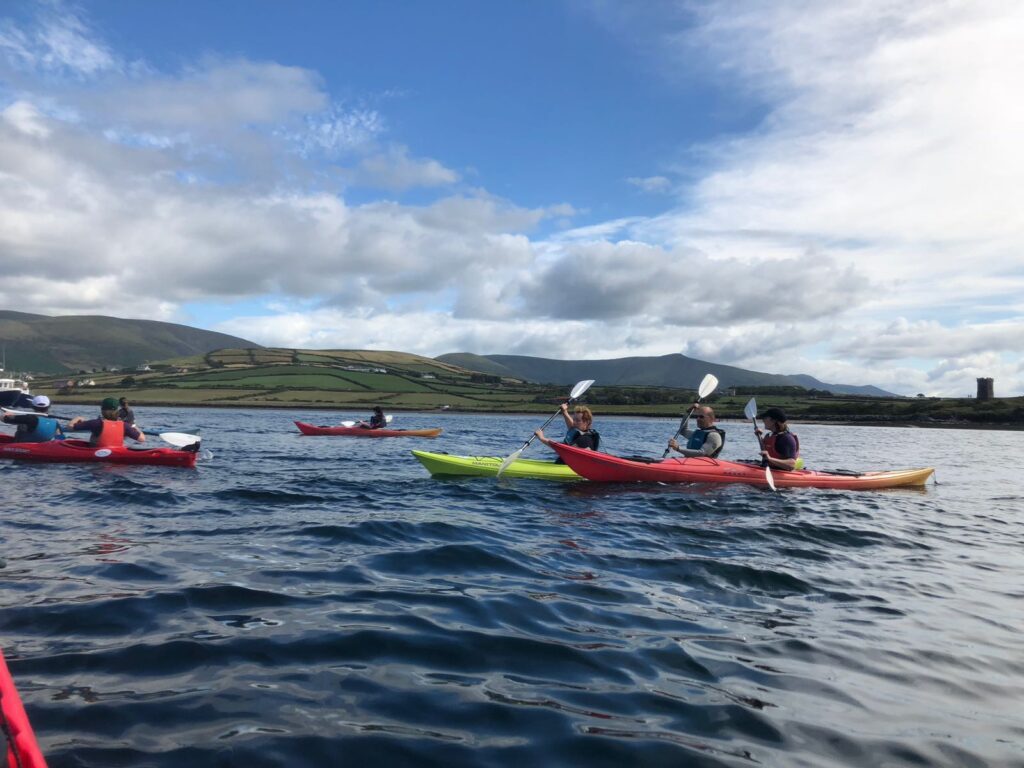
[744, 397, 776, 491]
[662, 373, 719, 458]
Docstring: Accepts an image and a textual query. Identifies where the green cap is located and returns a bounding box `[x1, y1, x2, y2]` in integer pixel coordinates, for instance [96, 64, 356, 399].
[101, 397, 119, 410]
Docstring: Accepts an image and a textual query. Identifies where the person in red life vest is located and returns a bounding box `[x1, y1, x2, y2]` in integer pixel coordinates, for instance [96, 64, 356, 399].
[67, 397, 146, 446]
[755, 407, 803, 470]
[2, 395, 65, 442]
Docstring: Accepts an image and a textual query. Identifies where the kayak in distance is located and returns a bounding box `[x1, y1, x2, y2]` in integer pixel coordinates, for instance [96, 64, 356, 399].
[0, 434, 199, 468]
[1, 649, 47, 768]
[412, 450, 580, 480]
[552, 443, 935, 490]
[295, 422, 442, 438]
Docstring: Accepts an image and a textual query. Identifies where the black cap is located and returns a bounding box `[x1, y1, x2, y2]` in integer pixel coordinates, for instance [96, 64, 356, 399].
[761, 407, 788, 422]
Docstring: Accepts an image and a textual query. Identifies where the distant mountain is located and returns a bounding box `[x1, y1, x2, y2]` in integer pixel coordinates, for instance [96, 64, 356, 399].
[0, 311, 261, 373]
[435, 352, 898, 397]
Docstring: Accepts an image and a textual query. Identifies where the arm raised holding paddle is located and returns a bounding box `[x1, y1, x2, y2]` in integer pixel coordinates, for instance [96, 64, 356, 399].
[662, 374, 719, 458]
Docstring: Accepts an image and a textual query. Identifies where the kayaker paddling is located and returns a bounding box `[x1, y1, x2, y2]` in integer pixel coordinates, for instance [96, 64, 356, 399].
[667, 405, 725, 458]
[357, 406, 387, 430]
[1, 395, 64, 443]
[67, 397, 146, 446]
[117, 396, 136, 425]
[535, 404, 600, 454]
[756, 407, 803, 470]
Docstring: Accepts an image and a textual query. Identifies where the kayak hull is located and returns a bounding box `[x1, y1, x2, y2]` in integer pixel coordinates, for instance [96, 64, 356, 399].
[1, 649, 47, 768]
[412, 450, 580, 480]
[0, 435, 198, 467]
[295, 421, 442, 438]
[551, 443, 934, 490]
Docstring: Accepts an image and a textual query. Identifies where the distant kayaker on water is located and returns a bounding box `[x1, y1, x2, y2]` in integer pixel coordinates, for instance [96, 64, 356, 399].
[67, 397, 146, 446]
[535, 404, 600, 453]
[358, 406, 386, 430]
[756, 407, 803, 470]
[667, 405, 725, 458]
[117, 397, 136, 425]
[1, 395, 64, 442]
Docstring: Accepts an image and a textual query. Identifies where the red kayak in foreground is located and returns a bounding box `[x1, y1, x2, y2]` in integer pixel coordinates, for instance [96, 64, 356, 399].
[552, 443, 934, 490]
[295, 422, 442, 438]
[0, 435, 198, 467]
[1, 649, 47, 768]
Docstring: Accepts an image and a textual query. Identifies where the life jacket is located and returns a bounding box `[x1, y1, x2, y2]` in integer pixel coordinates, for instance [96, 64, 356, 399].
[564, 427, 600, 451]
[764, 430, 804, 469]
[95, 419, 125, 447]
[17, 415, 61, 443]
[686, 427, 726, 458]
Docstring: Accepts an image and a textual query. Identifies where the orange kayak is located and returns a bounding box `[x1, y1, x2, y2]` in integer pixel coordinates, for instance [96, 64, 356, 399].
[295, 422, 442, 438]
[551, 443, 934, 490]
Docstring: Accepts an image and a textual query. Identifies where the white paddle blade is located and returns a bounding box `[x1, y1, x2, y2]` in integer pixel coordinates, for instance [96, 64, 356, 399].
[339, 421, 357, 427]
[698, 374, 719, 399]
[765, 465, 777, 491]
[743, 398, 758, 421]
[385, 414, 394, 424]
[159, 432, 201, 449]
[496, 447, 524, 478]
[570, 379, 595, 400]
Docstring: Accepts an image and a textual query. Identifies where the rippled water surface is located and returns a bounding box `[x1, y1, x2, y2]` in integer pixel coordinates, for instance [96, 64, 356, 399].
[2, 408, 1023, 767]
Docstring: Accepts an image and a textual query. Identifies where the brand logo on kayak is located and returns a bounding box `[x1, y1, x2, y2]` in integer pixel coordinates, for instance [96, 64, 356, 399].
[94, 448, 112, 458]
[1, 447, 30, 454]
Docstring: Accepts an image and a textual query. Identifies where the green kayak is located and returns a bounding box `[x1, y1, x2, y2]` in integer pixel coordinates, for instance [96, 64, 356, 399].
[411, 450, 581, 480]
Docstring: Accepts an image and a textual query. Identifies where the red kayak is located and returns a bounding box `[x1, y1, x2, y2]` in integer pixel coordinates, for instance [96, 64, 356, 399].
[1, 649, 47, 768]
[0, 435, 198, 467]
[552, 443, 934, 490]
[295, 422, 442, 438]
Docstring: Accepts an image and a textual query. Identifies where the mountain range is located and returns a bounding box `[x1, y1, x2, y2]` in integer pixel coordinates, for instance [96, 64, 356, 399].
[436, 353, 897, 397]
[0, 311, 259, 373]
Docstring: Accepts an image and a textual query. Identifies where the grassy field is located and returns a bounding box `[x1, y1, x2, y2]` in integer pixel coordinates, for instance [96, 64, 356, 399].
[28, 347, 1024, 428]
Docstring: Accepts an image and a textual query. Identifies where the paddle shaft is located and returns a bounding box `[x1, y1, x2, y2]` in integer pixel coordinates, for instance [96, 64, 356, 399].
[662, 405, 698, 459]
[515, 405, 569, 453]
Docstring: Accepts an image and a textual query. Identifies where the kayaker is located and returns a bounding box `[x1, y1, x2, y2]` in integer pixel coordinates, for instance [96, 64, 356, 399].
[358, 406, 386, 430]
[117, 397, 136, 425]
[756, 407, 803, 470]
[1, 395, 65, 442]
[535, 404, 600, 453]
[67, 397, 146, 446]
[667, 405, 725, 458]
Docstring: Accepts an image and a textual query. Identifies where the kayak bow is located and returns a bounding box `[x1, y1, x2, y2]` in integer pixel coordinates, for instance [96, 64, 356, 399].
[412, 450, 580, 480]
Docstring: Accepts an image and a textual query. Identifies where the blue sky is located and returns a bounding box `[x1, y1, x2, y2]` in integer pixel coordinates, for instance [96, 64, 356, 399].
[1, 0, 1022, 396]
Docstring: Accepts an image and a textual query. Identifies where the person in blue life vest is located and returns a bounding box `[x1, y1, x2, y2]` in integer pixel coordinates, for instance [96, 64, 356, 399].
[67, 397, 146, 447]
[358, 406, 386, 430]
[667, 404, 725, 458]
[756, 406, 804, 470]
[535, 404, 600, 453]
[1, 395, 65, 442]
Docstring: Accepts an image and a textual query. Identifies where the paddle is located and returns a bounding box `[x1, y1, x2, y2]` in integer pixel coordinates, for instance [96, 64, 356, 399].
[743, 398, 776, 491]
[338, 415, 394, 427]
[662, 373, 719, 458]
[496, 379, 595, 478]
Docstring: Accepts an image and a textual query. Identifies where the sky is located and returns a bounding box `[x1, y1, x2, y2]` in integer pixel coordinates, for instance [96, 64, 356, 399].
[1, 0, 1022, 397]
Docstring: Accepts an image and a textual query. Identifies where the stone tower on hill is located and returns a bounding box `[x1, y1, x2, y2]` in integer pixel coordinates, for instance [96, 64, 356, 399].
[976, 377, 994, 400]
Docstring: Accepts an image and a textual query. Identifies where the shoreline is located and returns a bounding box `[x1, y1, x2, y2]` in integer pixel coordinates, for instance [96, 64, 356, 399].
[40, 398, 1024, 432]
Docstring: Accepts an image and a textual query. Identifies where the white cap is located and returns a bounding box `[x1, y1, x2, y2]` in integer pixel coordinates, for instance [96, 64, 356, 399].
[31, 395, 50, 408]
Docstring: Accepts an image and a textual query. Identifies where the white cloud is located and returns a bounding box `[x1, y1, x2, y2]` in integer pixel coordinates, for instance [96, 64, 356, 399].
[355, 144, 459, 190]
[0, 9, 118, 77]
[626, 175, 671, 193]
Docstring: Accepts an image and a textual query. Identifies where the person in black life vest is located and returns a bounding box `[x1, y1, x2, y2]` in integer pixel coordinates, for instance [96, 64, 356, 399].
[667, 405, 725, 458]
[756, 407, 803, 470]
[67, 397, 146, 447]
[1, 395, 64, 442]
[117, 397, 136, 425]
[358, 406, 386, 430]
[535, 404, 600, 452]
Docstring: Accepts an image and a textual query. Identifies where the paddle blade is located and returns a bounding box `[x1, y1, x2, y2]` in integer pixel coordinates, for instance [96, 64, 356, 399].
[159, 432, 201, 449]
[496, 447, 524, 478]
[765, 465, 776, 491]
[385, 414, 394, 424]
[570, 379, 595, 400]
[743, 398, 758, 421]
[339, 421, 356, 427]
[698, 374, 719, 400]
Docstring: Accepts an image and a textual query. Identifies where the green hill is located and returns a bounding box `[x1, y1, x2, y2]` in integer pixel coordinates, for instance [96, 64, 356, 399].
[0, 311, 261, 373]
[435, 352, 897, 397]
